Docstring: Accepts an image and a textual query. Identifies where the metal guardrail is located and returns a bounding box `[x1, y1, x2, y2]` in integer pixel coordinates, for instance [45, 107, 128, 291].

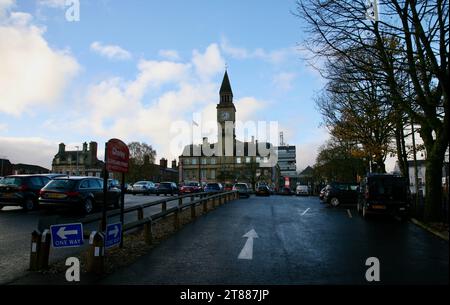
[29, 190, 239, 273]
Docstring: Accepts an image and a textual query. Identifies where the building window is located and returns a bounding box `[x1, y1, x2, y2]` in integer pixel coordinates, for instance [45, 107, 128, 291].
[191, 159, 197, 165]
[236, 157, 241, 164]
[202, 158, 207, 165]
[211, 158, 216, 165]
[211, 170, 216, 180]
[246, 157, 251, 163]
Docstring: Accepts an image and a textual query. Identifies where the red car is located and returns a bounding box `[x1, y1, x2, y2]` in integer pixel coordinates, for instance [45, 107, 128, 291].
[179, 181, 202, 194]
[223, 183, 233, 191]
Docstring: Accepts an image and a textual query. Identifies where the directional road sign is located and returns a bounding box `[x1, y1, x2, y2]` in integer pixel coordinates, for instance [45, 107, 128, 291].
[105, 222, 122, 248]
[50, 223, 84, 248]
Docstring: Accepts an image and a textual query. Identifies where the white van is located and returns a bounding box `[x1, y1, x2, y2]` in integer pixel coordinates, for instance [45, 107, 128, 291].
[296, 185, 309, 196]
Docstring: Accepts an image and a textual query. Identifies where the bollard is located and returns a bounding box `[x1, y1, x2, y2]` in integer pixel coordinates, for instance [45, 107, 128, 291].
[191, 203, 196, 219]
[30, 230, 42, 271]
[87, 231, 105, 275]
[190, 195, 194, 203]
[162, 201, 167, 212]
[137, 207, 144, 221]
[38, 229, 51, 270]
[143, 221, 153, 245]
[178, 198, 182, 207]
[174, 209, 180, 230]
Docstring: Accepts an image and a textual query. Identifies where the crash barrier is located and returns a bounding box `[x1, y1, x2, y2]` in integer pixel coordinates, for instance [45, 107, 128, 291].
[29, 191, 239, 273]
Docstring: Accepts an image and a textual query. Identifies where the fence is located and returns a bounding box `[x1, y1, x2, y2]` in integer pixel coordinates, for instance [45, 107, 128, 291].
[29, 190, 239, 273]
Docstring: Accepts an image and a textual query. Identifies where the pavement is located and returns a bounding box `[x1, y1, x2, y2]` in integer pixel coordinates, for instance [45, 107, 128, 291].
[97, 195, 449, 285]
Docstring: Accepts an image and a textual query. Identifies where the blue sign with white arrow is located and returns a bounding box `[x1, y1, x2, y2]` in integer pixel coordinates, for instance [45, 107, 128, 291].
[105, 222, 122, 248]
[50, 223, 84, 248]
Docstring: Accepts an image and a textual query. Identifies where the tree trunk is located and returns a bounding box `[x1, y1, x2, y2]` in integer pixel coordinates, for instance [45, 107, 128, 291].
[424, 154, 444, 222]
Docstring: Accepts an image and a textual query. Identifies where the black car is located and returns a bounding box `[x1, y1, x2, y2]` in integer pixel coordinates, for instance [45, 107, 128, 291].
[233, 183, 250, 198]
[357, 174, 410, 220]
[323, 182, 359, 207]
[0, 175, 52, 211]
[204, 183, 223, 193]
[39, 177, 121, 214]
[156, 182, 179, 196]
[256, 185, 271, 196]
[278, 187, 293, 196]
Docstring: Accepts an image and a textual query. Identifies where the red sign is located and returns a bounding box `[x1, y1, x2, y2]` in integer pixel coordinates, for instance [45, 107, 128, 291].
[284, 177, 290, 187]
[106, 138, 129, 173]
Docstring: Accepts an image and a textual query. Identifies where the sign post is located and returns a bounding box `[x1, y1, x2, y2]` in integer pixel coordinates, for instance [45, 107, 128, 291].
[103, 138, 129, 247]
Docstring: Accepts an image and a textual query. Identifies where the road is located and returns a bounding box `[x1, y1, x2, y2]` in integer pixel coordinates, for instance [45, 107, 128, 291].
[101, 195, 449, 285]
[0, 193, 193, 284]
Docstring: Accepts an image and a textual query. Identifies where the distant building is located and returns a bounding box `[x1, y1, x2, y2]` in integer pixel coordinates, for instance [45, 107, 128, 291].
[12, 164, 50, 174]
[178, 71, 280, 189]
[52, 142, 104, 177]
[0, 158, 13, 176]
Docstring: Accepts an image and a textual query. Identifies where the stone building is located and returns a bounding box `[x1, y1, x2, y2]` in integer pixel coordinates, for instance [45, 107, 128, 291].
[52, 141, 104, 176]
[179, 71, 280, 189]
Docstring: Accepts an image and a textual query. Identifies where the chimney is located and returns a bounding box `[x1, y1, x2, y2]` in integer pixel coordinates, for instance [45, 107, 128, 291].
[171, 159, 177, 169]
[160, 158, 167, 169]
[58, 143, 65, 153]
[89, 142, 98, 161]
[82, 142, 88, 152]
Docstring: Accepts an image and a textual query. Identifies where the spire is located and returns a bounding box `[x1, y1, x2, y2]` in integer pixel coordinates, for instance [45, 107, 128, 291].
[219, 70, 233, 96]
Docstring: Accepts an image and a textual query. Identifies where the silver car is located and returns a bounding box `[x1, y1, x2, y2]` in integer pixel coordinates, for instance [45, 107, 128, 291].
[132, 181, 156, 195]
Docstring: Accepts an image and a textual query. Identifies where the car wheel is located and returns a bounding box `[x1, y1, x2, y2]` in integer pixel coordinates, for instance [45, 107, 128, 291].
[330, 197, 340, 207]
[23, 198, 36, 211]
[83, 198, 94, 215]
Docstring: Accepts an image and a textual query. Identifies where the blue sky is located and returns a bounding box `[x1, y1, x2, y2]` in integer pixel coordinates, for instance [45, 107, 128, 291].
[0, 0, 329, 171]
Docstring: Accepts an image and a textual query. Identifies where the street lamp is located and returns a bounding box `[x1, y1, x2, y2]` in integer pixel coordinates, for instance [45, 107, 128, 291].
[75, 146, 79, 176]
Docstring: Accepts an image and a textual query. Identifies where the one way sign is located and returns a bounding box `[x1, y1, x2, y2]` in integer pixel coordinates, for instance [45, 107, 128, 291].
[105, 223, 122, 248]
[50, 223, 84, 248]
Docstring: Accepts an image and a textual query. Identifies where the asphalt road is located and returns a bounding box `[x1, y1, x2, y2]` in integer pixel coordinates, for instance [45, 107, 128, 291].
[101, 195, 449, 285]
[0, 193, 193, 284]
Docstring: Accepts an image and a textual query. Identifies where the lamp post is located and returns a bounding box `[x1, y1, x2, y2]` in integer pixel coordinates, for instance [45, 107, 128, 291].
[75, 146, 79, 176]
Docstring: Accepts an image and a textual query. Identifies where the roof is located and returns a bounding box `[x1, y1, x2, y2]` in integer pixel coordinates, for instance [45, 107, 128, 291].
[219, 70, 233, 95]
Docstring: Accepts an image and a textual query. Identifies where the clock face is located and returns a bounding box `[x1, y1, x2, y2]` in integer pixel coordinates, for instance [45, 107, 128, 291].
[221, 111, 230, 120]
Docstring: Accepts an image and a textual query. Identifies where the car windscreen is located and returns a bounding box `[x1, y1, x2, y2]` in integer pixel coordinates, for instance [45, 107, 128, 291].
[369, 177, 407, 201]
[44, 179, 78, 191]
[135, 181, 147, 185]
[206, 184, 220, 189]
[159, 183, 171, 187]
[186, 182, 199, 186]
[0, 177, 23, 186]
[234, 184, 248, 190]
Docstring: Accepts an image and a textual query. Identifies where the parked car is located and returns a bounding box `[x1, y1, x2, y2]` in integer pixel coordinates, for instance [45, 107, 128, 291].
[156, 182, 179, 196]
[0, 175, 52, 211]
[233, 183, 250, 198]
[204, 183, 223, 193]
[255, 185, 271, 196]
[323, 182, 359, 207]
[108, 178, 121, 190]
[279, 187, 293, 196]
[41, 173, 69, 179]
[179, 181, 202, 194]
[39, 177, 121, 214]
[357, 174, 410, 220]
[223, 183, 234, 191]
[132, 181, 156, 195]
[296, 185, 309, 196]
[319, 187, 327, 201]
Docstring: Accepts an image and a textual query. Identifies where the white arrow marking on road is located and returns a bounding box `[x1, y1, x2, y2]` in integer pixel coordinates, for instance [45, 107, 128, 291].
[347, 209, 353, 218]
[301, 208, 310, 216]
[238, 229, 258, 260]
[56, 227, 78, 239]
[109, 225, 119, 238]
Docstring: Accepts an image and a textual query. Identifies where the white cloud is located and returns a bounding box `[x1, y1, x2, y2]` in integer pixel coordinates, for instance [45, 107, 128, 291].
[90, 41, 132, 60]
[0, 10, 80, 116]
[0, 136, 58, 169]
[192, 43, 225, 79]
[0, 123, 7, 132]
[272, 72, 296, 90]
[37, 0, 66, 8]
[220, 37, 297, 65]
[158, 49, 181, 61]
[0, 0, 14, 18]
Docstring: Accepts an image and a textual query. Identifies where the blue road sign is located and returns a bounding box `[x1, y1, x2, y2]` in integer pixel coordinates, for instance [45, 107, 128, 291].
[50, 223, 84, 248]
[105, 222, 122, 248]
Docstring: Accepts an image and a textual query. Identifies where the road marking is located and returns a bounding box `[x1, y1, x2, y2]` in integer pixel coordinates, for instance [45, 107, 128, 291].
[347, 209, 352, 218]
[238, 229, 258, 260]
[301, 208, 310, 216]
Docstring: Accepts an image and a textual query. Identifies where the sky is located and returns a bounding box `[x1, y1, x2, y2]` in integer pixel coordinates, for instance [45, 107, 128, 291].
[0, 0, 333, 172]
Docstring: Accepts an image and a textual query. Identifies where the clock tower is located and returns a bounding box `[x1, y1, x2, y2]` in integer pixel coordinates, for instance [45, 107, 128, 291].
[217, 70, 236, 153]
